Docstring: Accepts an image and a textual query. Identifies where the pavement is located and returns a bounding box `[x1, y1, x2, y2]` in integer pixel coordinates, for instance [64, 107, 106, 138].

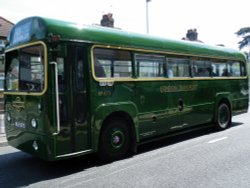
[0, 133, 7, 147]
[0, 113, 7, 147]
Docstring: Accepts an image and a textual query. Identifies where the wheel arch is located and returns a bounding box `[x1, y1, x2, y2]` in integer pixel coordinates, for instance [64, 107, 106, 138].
[218, 98, 231, 110]
[214, 93, 232, 119]
[92, 102, 139, 153]
[214, 94, 232, 130]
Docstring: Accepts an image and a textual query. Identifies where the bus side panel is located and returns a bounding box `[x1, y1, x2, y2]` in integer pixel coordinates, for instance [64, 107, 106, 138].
[91, 82, 139, 152]
[136, 81, 180, 139]
[231, 79, 249, 115]
[214, 79, 249, 116]
[179, 80, 214, 128]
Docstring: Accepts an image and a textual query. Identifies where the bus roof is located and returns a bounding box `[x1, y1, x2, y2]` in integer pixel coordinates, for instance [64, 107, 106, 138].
[7, 16, 246, 61]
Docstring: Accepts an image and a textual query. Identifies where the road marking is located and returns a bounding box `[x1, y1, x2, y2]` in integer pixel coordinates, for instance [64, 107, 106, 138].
[208, 137, 228, 144]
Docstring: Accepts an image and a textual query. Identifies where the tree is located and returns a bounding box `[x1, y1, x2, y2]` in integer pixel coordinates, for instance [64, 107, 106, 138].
[235, 27, 250, 50]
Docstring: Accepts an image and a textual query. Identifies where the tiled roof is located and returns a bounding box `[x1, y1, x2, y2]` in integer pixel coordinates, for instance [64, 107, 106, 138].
[0, 17, 14, 38]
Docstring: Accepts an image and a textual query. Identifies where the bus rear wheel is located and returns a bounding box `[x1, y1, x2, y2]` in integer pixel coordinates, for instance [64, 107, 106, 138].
[216, 102, 231, 131]
[98, 117, 131, 162]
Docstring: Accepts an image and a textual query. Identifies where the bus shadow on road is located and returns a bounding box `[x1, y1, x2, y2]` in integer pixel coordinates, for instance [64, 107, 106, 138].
[231, 121, 243, 128]
[0, 122, 243, 188]
[137, 121, 243, 155]
[0, 149, 103, 187]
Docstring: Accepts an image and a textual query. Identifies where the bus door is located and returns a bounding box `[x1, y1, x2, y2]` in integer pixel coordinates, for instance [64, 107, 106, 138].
[53, 44, 91, 158]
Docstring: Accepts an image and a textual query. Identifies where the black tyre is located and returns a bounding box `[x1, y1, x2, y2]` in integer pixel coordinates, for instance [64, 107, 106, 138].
[216, 103, 231, 131]
[98, 117, 131, 162]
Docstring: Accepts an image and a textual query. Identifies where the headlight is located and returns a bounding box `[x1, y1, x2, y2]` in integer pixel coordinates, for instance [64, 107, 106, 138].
[31, 118, 37, 128]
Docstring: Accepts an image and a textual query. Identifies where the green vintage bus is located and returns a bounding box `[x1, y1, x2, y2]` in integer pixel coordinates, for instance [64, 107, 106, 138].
[4, 17, 249, 161]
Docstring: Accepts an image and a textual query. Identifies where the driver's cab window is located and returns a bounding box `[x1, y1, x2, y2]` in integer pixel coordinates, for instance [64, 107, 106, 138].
[5, 44, 45, 92]
[6, 58, 19, 90]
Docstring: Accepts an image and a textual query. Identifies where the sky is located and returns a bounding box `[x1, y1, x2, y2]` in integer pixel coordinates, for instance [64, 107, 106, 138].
[1, 0, 250, 50]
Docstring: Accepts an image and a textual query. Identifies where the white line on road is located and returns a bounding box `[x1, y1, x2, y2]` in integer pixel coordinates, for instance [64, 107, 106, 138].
[208, 137, 228, 144]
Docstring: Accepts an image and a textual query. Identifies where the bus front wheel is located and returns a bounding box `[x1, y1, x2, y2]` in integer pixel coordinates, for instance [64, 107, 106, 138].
[98, 117, 131, 162]
[215, 102, 231, 131]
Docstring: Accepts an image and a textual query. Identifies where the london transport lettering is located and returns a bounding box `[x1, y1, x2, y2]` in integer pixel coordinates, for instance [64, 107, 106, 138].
[160, 84, 198, 93]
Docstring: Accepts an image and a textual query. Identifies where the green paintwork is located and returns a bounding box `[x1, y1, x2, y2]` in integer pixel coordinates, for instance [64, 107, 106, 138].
[4, 16, 249, 161]
[7, 17, 246, 61]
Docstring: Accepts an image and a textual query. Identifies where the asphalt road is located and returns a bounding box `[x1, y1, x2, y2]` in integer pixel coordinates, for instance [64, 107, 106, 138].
[1, 111, 250, 188]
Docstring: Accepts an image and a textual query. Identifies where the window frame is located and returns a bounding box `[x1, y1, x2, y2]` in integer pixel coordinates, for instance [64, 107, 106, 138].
[93, 47, 133, 80]
[91, 45, 247, 82]
[167, 57, 191, 78]
[5, 43, 45, 92]
[135, 53, 166, 79]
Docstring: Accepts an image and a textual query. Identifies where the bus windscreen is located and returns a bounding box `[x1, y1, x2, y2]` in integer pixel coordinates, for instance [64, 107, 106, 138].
[6, 44, 44, 92]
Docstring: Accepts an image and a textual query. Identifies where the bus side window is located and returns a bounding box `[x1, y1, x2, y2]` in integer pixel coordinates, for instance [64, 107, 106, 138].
[76, 48, 84, 90]
[211, 63, 219, 77]
[167, 58, 190, 78]
[193, 60, 211, 77]
[56, 57, 66, 91]
[220, 64, 229, 77]
[167, 66, 173, 78]
[168, 61, 178, 77]
[76, 59, 84, 89]
[222, 68, 228, 76]
[56, 57, 68, 123]
[93, 48, 132, 78]
[241, 62, 247, 76]
[94, 59, 106, 78]
[136, 54, 165, 78]
[229, 61, 241, 77]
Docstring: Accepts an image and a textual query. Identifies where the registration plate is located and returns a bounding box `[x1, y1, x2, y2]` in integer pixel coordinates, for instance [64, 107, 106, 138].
[15, 122, 26, 129]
